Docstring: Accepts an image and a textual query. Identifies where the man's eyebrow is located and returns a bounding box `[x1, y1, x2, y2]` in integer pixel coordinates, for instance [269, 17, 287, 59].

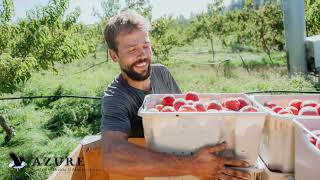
[125, 44, 137, 48]
[125, 41, 150, 48]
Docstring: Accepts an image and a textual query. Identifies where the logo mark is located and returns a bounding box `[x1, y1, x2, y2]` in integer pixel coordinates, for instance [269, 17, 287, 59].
[8, 152, 27, 171]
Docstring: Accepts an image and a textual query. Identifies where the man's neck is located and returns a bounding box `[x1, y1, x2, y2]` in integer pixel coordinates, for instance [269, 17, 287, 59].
[121, 72, 151, 91]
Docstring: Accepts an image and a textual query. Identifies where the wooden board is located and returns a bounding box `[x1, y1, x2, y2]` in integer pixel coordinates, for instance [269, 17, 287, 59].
[48, 136, 146, 180]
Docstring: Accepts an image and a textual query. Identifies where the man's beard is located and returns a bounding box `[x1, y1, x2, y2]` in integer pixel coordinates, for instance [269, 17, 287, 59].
[121, 59, 151, 81]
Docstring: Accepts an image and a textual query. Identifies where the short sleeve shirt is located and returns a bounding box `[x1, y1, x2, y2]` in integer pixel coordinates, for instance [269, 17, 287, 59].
[101, 64, 181, 137]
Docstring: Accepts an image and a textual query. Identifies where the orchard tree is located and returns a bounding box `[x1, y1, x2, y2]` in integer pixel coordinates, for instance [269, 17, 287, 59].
[12, 0, 95, 72]
[0, 0, 16, 142]
[306, 0, 320, 36]
[189, 0, 225, 62]
[223, 0, 284, 64]
[150, 17, 182, 63]
[0, 0, 14, 22]
[190, 15, 217, 61]
[247, 1, 284, 63]
[223, 0, 255, 49]
[93, 0, 121, 61]
[0, 0, 96, 141]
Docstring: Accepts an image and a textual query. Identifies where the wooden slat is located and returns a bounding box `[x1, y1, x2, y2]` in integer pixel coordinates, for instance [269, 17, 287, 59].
[49, 136, 146, 180]
[82, 146, 109, 180]
[47, 144, 86, 180]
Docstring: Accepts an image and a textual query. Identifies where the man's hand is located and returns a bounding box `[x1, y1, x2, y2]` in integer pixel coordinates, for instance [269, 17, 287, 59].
[101, 131, 251, 179]
[191, 142, 251, 180]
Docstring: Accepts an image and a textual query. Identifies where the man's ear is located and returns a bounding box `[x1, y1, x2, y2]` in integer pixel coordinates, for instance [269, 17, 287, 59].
[109, 49, 119, 62]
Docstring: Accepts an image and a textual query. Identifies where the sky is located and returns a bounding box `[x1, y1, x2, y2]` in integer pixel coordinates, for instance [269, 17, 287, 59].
[12, 0, 232, 24]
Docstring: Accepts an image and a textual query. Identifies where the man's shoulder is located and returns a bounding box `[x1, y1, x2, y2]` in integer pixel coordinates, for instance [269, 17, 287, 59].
[101, 91, 130, 111]
[151, 63, 168, 70]
[151, 63, 170, 75]
[102, 75, 128, 103]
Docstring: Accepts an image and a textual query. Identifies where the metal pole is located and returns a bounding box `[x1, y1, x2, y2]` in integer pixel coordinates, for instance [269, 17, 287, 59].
[282, 0, 307, 77]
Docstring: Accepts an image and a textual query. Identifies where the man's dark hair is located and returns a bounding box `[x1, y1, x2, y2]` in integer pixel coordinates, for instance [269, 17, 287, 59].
[104, 10, 151, 52]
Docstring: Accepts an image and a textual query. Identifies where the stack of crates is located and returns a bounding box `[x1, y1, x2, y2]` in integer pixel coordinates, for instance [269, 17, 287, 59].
[139, 93, 320, 180]
[138, 93, 267, 180]
[251, 94, 320, 180]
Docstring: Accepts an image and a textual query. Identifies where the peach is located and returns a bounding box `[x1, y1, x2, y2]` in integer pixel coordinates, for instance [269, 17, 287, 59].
[206, 100, 222, 111]
[160, 106, 175, 112]
[155, 104, 164, 112]
[222, 107, 232, 111]
[162, 95, 175, 106]
[222, 98, 240, 111]
[289, 99, 302, 110]
[237, 97, 250, 109]
[286, 106, 299, 115]
[298, 106, 319, 116]
[240, 105, 258, 112]
[173, 98, 187, 111]
[187, 100, 194, 105]
[185, 92, 199, 102]
[264, 102, 277, 109]
[278, 109, 293, 115]
[178, 105, 197, 112]
[272, 105, 283, 113]
[301, 100, 318, 108]
[193, 102, 206, 112]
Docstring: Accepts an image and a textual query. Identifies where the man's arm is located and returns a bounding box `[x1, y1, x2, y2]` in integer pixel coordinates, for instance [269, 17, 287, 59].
[101, 131, 193, 177]
[101, 131, 251, 179]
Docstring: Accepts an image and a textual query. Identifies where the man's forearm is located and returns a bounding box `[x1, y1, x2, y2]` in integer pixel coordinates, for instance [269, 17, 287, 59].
[102, 140, 194, 177]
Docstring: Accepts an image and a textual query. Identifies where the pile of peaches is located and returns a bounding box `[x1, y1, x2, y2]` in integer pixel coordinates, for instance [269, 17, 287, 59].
[263, 99, 320, 116]
[263, 99, 320, 149]
[147, 92, 258, 112]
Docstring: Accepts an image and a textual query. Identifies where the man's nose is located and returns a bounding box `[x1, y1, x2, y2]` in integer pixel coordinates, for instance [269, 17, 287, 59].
[136, 45, 148, 58]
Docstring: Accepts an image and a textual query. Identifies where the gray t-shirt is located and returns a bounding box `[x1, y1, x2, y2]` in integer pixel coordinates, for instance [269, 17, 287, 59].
[101, 64, 181, 137]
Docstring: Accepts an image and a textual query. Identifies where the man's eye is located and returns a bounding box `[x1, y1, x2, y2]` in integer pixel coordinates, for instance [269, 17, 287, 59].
[128, 49, 136, 53]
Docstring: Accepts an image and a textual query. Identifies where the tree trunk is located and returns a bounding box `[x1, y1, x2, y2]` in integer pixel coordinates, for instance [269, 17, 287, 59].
[262, 42, 274, 65]
[260, 28, 274, 65]
[238, 51, 250, 73]
[266, 48, 274, 65]
[0, 115, 14, 142]
[223, 60, 231, 78]
[210, 38, 215, 62]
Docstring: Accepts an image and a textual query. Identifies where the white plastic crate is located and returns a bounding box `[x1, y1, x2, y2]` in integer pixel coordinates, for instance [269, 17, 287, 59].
[138, 93, 266, 180]
[253, 157, 294, 180]
[250, 94, 320, 173]
[261, 166, 294, 180]
[293, 118, 320, 180]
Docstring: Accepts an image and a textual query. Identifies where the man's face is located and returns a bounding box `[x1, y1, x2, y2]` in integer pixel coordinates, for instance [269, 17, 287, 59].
[111, 29, 152, 81]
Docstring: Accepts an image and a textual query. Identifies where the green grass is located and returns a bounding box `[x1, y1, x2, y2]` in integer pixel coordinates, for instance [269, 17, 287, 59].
[0, 39, 317, 179]
[0, 103, 80, 179]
